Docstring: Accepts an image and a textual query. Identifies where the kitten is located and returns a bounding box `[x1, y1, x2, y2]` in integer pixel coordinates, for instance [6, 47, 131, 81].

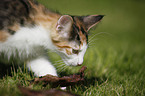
[0, 0, 104, 77]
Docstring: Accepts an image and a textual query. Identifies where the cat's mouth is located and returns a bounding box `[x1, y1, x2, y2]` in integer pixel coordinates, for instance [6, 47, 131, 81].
[62, 59, 82, 66]
[60, 53, 83, 66]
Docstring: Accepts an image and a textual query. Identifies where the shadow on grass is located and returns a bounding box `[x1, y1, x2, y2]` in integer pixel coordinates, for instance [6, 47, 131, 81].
[0, 59, 21, 78]
[59, 71, 107, 91]
[84, 76, 107, 87]
[0, 62, 13, 78]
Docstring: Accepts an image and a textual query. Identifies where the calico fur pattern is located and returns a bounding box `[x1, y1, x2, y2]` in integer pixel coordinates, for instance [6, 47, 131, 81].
[0, 0, 103, 77]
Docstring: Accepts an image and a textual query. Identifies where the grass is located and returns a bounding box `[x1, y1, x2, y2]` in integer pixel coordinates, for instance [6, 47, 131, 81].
[0, 0, 145, 96]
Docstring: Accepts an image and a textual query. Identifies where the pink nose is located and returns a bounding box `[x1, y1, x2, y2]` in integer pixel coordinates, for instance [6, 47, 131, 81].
[77, 63, 82, 66]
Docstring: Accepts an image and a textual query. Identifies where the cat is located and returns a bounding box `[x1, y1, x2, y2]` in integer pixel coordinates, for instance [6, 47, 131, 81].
[0, 0, 104, 77]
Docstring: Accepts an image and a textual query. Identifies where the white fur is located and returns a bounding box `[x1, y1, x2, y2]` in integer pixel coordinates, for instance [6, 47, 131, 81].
[78, 43, 88, 64]
[61, 43, 88, 66]
[0, 26, 55, 59]
[27, 57, 57, 76]
[0, 26, 58, 76]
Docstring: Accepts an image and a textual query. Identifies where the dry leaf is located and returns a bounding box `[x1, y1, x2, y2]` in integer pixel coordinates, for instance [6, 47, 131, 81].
[32, 66, 87, 87]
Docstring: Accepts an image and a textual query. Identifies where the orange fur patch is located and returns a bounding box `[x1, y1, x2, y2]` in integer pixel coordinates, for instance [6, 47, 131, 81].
[80, 31, 87, 44]
[29, 2, 60, 30]
[52, 38, 72, 49]
[0, 31, 10, 42]
[8, 24, 20, 32]
[66, 49, 71, 55]
[55, 45, 71, 49]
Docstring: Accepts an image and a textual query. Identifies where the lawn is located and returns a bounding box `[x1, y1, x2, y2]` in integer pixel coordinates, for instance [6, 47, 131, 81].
[0, 0, 145, 96]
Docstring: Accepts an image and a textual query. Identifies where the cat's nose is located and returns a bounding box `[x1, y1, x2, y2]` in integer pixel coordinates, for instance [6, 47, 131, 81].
[77, 63, 82, 66]
[78, 58, 83, 66]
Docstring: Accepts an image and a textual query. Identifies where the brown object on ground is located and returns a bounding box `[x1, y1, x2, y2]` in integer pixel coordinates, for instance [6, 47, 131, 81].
[18, 85, 79, 96]
[32, 66, 87, 87]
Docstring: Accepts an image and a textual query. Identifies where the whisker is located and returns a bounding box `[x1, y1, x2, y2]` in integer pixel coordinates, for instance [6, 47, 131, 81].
[54, 60, 64, 63]
[58, 65, 68, 74]
[88, 38, 99, 45]
[53, 61, 64, 66]
[58, 66, 66, 70]
[57, 65, 65, 72]
[54, 58, 68, 63]
[53, 59, 67, 64]
[88, 45, 96, 48]
[56, 64, 66, 68]
[88, 32, 112, 43]
[89, 32, 106, 42]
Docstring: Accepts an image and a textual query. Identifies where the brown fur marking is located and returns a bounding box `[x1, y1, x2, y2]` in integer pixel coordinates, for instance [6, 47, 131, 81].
[0, 31, 10, 42]
[56, 45, 71, 49]
[73, 17, 88, 45]
[29, 2, 60, 29]
[66, 49, 71, 55]
[8, 24, 20, 32]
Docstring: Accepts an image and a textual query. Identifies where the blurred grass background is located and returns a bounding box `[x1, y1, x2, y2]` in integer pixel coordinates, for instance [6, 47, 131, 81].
[0, 0, 145, 95]
[38, 0, 145, 95]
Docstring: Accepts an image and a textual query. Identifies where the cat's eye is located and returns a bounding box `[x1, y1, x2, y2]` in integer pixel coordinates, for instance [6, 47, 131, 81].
[72, 49, 79, 54]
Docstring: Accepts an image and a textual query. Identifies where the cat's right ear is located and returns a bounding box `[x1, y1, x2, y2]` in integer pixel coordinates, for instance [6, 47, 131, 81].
[56, 15, 73, 39]
[77, 15, 104, 32]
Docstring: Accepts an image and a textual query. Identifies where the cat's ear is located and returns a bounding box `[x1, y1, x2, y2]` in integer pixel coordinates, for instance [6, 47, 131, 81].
[78, 15, 104, 31]
[56, 15, 73, 39]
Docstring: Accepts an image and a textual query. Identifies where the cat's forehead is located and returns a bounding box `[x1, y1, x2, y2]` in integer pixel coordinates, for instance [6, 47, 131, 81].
[70, 16, 88, 44]
[72, 16, 85, 29]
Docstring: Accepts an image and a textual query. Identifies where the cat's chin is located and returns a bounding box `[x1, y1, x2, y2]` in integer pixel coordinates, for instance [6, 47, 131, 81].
[67, 64, 80, 67]
[63, 61, 81, 67]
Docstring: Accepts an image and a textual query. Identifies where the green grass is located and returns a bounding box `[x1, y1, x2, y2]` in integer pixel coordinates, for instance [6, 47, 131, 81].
[0, 0, 145, 96]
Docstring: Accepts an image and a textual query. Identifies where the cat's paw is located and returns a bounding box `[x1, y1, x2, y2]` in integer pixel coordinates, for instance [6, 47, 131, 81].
[27, 57, 58, 77]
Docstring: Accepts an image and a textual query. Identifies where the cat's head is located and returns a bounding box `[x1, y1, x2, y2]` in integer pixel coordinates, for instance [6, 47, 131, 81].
[52, 15, 104, 66]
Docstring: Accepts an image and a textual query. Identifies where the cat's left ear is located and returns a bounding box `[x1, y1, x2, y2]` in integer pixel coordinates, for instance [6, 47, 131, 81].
[78, 15, 104, 31]
[56, 15, 73, 39]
